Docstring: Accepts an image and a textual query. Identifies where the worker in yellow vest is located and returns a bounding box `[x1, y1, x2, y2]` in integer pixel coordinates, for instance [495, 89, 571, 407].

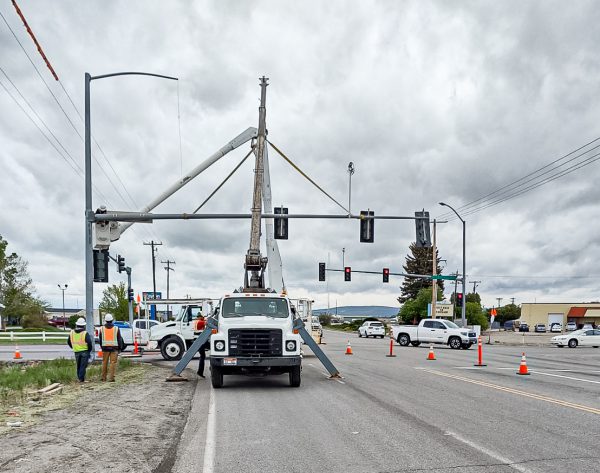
[99, 313, 125, 382]
[67, 317, 93, 382]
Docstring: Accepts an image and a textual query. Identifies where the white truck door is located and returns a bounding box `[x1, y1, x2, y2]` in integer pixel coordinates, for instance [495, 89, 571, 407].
[421, 320, 435, 342]
[182, 306, 202, 342]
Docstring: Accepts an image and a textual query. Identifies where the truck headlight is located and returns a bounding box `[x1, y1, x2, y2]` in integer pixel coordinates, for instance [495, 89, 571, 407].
[214, 340, 225, 351]
[286, 340, 297, 351]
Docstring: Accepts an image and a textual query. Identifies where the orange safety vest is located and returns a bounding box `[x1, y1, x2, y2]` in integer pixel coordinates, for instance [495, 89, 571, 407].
[101, 326, 119, 347]
[70, 330, 88, 353]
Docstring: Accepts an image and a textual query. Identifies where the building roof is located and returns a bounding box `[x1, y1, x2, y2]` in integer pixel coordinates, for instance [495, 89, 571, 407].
[567, 307, 591, 317]
[45, 308, 83, 314]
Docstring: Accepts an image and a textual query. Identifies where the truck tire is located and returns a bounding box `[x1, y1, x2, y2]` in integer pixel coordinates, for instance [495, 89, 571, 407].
[410, 341, 421, 347]
[449, 337, 462, 350]
[160, 337, 184, 361]
[211, 366, 223, 388]
[289, 366, 301, 387]
[397, 333, 410, 347]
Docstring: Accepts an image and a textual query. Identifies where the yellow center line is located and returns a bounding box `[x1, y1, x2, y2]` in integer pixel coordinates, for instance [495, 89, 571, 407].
[418, 368, 600, 415]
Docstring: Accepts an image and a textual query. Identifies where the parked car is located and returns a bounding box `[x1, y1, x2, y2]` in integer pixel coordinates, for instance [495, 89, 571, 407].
[566, 321, 577, 331]
[582, 323, 594, 330]
[358, 321, 386, 338]
[534, 324, 546, 333]
[551, 329, 600, 348]
[503, 320, 518, 331]
[550, 323, 562, 333]
[518, 323, 530, 332]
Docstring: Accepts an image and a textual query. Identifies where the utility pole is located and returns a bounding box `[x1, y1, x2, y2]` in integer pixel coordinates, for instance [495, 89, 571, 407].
[453, 270, 459, 321]
[470, 280, 481, 293]
[162, 259, 175, 319]
[510, 297, 515, 305]
[144, 240, 162, 320]
[125, 267, 133, 327]
[58, 284, 68, 330]
[496, 297, 503, 307]
[431, 219, 437, 319]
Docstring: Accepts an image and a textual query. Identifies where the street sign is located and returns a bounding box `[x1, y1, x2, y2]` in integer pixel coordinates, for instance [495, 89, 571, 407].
[143, 291, 162, 301]
[432, 275, 457, 281]
[427, 303, 454, 317]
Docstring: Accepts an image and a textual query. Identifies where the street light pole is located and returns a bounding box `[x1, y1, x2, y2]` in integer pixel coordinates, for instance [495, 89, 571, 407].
[439, 202, 466, 328]
[84, 71, 178, 343]
[58, 284, 68, 330]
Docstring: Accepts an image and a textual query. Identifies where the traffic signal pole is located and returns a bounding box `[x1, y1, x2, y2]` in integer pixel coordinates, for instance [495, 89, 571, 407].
[431, 219, 437, 319]
[126, 267, 133, 328]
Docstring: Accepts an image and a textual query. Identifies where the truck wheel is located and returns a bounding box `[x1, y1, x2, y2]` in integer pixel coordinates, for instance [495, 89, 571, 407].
[358, 332, 363, 338]
[397, 334, 410, 347]
[449, 337, 462, 349]
[211, 367, 223, 388]
[160, 337, 184, 361]
[289, 366, 301, 387]
[410, 341, 421, 347]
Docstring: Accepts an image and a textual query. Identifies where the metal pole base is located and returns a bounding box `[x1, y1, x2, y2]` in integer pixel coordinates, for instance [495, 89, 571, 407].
[386, 354, 397, 358]
[473, 363, 487, 367]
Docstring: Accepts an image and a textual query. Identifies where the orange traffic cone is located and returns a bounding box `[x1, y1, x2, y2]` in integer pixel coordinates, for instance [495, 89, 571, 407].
[345, 340, 353, 355]
[517, 352, 530, 375]
[133, 336, 139, 355]
[97, 348, 103, 359]
[426, 344, 436, 361]
[13, 346, 22, 360]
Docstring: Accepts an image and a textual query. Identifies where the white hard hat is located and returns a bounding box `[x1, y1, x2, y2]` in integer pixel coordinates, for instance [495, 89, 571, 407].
[105, 314, 114, 322]
[76, 317, 86, 327]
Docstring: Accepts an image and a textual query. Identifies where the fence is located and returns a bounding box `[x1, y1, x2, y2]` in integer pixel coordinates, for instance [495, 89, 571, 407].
[0, 331, 69, 342]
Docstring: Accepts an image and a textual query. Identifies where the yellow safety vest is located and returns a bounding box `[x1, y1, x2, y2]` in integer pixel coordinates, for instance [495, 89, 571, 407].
[101, 326, 119, 347]
[70, 330, 88, 353]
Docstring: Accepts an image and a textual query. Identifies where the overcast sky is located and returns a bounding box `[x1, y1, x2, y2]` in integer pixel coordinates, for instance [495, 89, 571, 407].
[2, 0, 600, 311]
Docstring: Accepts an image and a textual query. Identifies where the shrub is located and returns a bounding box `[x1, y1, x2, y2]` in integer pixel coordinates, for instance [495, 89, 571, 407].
[22, 313, 51, 329]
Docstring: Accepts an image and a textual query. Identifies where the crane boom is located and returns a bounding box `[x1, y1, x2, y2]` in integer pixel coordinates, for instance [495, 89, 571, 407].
[244, 77, 269, 290]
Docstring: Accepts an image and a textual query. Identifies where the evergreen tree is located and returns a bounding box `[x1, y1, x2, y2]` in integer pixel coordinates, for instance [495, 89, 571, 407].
[398, 242, 445, 303]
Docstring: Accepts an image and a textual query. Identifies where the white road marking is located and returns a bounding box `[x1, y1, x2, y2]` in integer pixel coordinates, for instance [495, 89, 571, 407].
[528, 370, 600, 385]
[203, 388, 216, 473]
[445, 431, 534, 473]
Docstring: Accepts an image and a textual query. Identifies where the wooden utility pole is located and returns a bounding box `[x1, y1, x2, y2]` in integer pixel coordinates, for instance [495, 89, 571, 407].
[162, 260, 175, 319]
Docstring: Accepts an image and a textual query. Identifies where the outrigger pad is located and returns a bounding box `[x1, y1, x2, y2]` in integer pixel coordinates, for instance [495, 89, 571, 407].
[166, 374, 189, 382]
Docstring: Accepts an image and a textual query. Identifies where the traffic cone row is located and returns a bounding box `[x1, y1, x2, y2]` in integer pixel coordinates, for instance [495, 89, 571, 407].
[517, 352, 530, 375]
[13, 346, 21, 360]
[345, 340, 353, 355]
[426, 344, 436, 361]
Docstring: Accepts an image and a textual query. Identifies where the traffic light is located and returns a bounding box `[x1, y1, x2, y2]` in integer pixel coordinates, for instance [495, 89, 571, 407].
[359, 210, 375, 243]
[93, 249, 109, 282]
[456, 293, 463, 307]
[318, 262, 326, 281]
[344, 266, 351, 281]
[383, 268, 390, 283]
[414, 210, 431, 247]
[128, 288, 134, 301]
[117, 255, 126, 273]
[274, 206, 288, 240]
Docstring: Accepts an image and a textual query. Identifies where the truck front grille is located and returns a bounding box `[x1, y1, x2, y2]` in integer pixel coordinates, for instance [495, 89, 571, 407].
[228, 329, 282, 356]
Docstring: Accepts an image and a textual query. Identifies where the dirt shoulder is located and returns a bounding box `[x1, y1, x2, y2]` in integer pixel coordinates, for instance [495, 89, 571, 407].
[0, 364, 196, 473]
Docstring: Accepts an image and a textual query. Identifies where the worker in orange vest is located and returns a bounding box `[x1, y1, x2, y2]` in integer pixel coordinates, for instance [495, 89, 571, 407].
[99, 313, 125, 382]
[67, 317, 93, 382]
[195, 315, 209, 378]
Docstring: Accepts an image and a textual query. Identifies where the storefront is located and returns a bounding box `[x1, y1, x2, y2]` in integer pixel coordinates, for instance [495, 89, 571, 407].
[520, 303, 600, 328]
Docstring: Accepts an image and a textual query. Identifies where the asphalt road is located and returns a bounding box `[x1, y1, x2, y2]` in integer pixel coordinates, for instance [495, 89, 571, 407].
[169, 329, 600, 473]
[0, 344, 73, 360]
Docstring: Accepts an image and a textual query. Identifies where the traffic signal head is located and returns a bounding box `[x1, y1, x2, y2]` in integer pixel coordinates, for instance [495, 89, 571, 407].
[414, 210, 431, 247]
[360, 210, 375, 243]
[274, 206, 288, 240]
[117, 255, 125, 273]
[383, 268, 389, 283]
[456, 293, 463, 307]
[318, 262, 326, 281]
[344, 266, 351, 282]
[128, 288, 134, 301]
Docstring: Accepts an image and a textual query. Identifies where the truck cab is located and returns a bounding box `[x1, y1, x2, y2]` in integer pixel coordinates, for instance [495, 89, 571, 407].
[209, 293, 302, 388]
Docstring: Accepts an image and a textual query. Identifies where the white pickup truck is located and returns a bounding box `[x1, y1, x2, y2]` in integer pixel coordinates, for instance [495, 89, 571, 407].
[391, 319, 477, 349]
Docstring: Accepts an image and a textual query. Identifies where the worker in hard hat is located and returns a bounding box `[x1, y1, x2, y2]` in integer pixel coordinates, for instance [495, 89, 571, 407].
[99, 313, 125, 382]
[195, 315, 208, 378]
[67, 317, 93, 382]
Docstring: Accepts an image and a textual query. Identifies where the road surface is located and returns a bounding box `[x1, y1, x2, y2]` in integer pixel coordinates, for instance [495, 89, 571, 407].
[171, 329, 600, 473]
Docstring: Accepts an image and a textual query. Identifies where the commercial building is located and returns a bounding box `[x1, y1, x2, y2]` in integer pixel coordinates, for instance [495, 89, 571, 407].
[519, 303, 600, 328]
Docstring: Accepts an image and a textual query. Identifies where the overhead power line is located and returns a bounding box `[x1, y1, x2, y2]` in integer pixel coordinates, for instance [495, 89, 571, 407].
[438, 135, 600, 221]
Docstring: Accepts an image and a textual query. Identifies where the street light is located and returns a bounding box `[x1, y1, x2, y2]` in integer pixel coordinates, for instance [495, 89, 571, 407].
[84, 71, 177, 339]
[58, 284, 68, 330]
[439, 202, 466, 328]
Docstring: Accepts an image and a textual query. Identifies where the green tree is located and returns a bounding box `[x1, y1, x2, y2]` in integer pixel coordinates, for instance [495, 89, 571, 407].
[491, 304, 520, 325]
[319, 314, 332, 326]
[0, 235, 46, 326]
[465, 302, 489, 331]
[398, 243, 445, 303]
[399, 287, 444, 324]
[99, 282, 129, 321]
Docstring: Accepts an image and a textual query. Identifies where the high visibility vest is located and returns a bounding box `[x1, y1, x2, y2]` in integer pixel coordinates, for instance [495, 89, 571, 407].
[101, 326, 119, 347]
[70, 330, 88, 353]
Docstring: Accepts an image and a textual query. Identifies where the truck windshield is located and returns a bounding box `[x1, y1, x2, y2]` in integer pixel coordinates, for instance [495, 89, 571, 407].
[221, 298, 289, 318]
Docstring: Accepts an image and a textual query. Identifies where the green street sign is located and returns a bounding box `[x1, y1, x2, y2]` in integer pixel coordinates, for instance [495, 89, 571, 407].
[432, 275, 457, 281]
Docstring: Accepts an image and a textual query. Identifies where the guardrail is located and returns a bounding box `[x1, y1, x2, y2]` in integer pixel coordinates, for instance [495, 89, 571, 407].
[0, 331, 69, 342]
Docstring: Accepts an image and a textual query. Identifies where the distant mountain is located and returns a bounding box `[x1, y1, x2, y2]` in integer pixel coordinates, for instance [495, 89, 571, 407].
[313, 305, 398, 318]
